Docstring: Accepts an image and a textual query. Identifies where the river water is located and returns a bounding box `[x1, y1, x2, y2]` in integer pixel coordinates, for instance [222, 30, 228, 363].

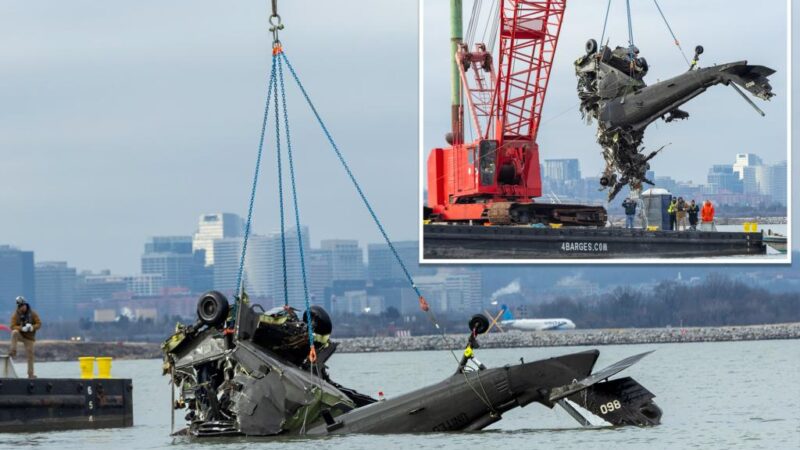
[3, 340, 798, 449]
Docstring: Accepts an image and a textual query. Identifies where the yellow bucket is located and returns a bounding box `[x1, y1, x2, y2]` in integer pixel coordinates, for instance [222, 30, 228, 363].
[96, 357, 113, 379]
[79, 357, 95, 379]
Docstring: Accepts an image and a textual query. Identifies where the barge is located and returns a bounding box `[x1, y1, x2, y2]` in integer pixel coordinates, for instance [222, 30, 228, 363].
[423, 224, 767, 259]
[0, 356, 133, 433]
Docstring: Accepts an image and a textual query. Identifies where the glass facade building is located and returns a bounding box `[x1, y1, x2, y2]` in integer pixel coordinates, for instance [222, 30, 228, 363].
[34, 261, 77, 320]
[0, 245, 35, 318]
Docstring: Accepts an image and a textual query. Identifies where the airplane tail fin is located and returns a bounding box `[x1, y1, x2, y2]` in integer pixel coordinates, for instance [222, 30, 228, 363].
[721, 63, 775, 100]
[500, 304, 514, 321]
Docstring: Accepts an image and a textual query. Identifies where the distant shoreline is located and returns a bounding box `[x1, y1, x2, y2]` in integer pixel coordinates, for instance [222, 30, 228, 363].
[336, 322, 800, 353]
[3, 323, 798, 362]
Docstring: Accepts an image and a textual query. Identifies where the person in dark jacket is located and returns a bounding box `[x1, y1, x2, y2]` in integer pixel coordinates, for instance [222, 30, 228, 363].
[622, 197, 637, 229]
[9, 296, 42, 378]
[687, 200, 700, 230]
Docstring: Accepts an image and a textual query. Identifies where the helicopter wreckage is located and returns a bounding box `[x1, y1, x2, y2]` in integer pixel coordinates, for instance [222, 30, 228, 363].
[162, 291, 662, 437]
[575, 40, 775, 200]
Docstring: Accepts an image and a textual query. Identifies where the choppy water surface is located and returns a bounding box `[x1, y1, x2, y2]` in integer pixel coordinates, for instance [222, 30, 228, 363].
[3, 340, 799, 449]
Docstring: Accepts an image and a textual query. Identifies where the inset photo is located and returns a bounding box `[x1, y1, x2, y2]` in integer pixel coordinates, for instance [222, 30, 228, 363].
[420, 0, 791, 262]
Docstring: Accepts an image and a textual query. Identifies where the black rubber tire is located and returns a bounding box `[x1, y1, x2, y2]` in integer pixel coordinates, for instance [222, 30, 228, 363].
[639, 57, 649, 72]
[469, 314, 491, 335]
[586, 38, 598, 55]
[695, 45, 704, 55]
[196, 291, 230, 327]
[303, 305, 333, 336]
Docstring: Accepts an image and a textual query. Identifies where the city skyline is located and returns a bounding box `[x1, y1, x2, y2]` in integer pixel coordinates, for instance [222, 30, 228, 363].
[0, 222, 443, 324]
[541, 151, 789, 207]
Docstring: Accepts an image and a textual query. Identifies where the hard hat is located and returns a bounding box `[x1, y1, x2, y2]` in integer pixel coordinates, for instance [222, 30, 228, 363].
[15, 296, 27, 306]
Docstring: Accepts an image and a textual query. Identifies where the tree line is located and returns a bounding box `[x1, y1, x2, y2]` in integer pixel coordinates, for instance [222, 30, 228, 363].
[530, 274, 799, 328]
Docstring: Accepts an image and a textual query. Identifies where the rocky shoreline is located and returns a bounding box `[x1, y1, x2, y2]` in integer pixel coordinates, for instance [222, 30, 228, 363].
[3, 323, 798, 362]
[336, 322, 800, 352]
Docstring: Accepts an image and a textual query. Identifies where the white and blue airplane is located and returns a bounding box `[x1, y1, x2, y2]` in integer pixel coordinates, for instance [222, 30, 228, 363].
[497, 305, 576, 331]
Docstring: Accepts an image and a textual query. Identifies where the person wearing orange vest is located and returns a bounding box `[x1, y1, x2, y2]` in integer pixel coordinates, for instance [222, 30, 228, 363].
[700, 200, 715, 232]
[701, 200, 715, 223]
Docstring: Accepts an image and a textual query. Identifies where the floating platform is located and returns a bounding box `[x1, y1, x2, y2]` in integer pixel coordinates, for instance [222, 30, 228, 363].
[423, 224, 766, 259]
[0, 376, 133, 433]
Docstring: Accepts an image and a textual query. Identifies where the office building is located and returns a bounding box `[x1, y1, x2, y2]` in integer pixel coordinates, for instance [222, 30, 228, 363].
[34, 261, 77, 319]
[320, 240, 364, 281]
[367, 241, 431, 281]
[543, 159, 581, 182]
[125, 274, 165, 297]
[0, 245, 35, 317]
[766, 161, 788, 206]
[707, 165, 742, 193]
[742, 165, 764, 195]
[75, 270, 128, 303]
[443, 269, 483, 313]
[141, 236, 204, 292]
[212, 237, 245, 297]
[732, 153, 763, 180]
[212, 227, 311, 307]
[308, 248, 333, 303]
[192, 213, 244, 266]
[263, 227, 311, 307]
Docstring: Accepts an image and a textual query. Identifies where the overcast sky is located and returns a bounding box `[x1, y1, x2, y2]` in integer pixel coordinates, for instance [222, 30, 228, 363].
[0, 1, 796, 275]
[0, 0, 418, 274]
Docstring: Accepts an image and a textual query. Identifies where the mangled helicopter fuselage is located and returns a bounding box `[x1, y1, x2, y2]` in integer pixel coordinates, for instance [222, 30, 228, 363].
[575, 39, 775, 201]
[162, 291, 662, 437]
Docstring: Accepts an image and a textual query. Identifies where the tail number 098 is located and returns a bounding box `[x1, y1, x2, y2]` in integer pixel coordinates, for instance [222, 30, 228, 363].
[599, 400, 622, 415]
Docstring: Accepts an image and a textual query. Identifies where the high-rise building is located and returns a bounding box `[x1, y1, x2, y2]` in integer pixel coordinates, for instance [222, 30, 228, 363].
[211, 227, 311, 307]
[367, 241, 432, 281]
[34, 261, 76, 320]
[543, 159, 581, 182]
[320, 240, 364, 281]
[262, 227, 311, 307]
[742, 161, 787, 205]
[193, 213, 244, 267]
[444, 269, 483, 313]
[654, 176, 677, 194]
[707, 165, 742, 193]
[212, 237, 244, 297]
[766, 160, 788, 206]
[742, 165, 764, 195]
[732, 153, 763, 180]
[125, 274, 165, 297]
[142, 236, 195, 290]
[75, 270, 128, 303]
[308, 248, 333, 304]
[0, 245, 35, 317]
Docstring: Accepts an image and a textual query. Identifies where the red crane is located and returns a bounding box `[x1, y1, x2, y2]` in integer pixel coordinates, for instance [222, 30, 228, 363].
[426, 0, 606, 226]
